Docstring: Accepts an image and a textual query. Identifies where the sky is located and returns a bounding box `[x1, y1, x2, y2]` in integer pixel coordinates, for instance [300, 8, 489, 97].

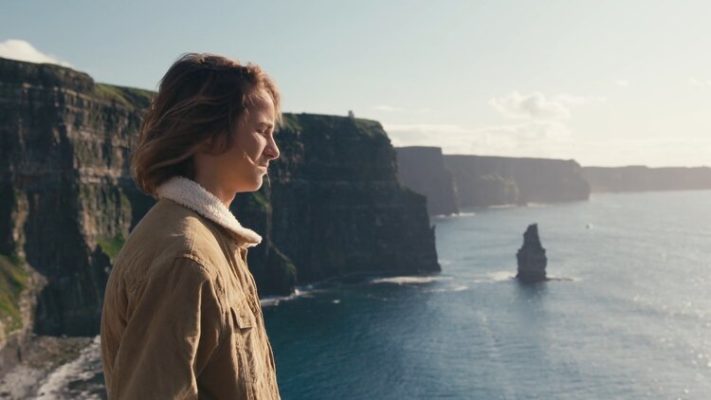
[2, 0, 711, 167]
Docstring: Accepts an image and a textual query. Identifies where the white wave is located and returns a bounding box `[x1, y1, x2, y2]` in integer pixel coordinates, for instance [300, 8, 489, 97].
[434, 211, 477, 220]
[488, 204, 517, 209]
[525, 203, 549, 208]
[483, 270, 515, 282]
[474, 270, 516, 283]
[425, 284, 469, 293]
[259, 286, 329, 307]
[369, 275, 448, 285]
[35, 336, 102, 400]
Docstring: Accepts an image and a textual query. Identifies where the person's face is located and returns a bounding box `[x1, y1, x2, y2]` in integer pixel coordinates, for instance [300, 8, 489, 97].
[208, 89, 280, 193]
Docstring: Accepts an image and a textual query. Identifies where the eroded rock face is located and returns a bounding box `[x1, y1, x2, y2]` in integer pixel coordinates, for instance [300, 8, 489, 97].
[444, 155, 590, 207]
[516, 224, 547, 283]
[1, 57, 152, 335]
[0, 57, 440, 338]
[247, 115, 440, 286]
[395, 146, 458, 216]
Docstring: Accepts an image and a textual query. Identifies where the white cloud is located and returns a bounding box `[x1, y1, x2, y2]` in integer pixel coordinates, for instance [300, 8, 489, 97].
[688, 77, 711, 87]
[383, 120, 574, 158]
[489, 91, 601, 120]
[615, 79, 630, 87]
[0, 39, 72, 67]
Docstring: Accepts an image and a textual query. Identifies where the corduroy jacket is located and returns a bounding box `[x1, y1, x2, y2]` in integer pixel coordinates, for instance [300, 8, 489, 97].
[100, 176, 280, 399]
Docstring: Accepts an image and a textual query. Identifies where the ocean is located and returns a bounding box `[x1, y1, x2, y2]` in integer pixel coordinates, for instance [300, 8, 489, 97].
[264, 190, 711, 400]
[9, 190, 710, 399]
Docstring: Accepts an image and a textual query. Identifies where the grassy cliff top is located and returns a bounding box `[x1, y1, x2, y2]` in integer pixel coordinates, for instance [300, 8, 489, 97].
[0, 57, 153, 108]
[0, 57, 388, 129]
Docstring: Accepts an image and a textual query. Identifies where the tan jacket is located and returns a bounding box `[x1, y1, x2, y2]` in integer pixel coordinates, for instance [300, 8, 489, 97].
[101, 176, 281, 399]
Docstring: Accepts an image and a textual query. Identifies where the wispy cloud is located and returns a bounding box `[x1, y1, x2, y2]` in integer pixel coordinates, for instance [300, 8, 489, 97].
[0, 39, 72, 67]
[688, 77, 711, 87]
[384, 90, 606, 159]
[488, 91, 602, 120]
[383, 120, 574, 158]
[615, 79, 630, 87]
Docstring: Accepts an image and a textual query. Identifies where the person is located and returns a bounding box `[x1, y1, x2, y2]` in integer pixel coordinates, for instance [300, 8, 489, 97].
[100, 52, 282, 399]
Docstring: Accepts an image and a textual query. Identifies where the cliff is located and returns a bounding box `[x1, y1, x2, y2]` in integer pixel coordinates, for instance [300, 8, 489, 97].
[245, 115, 440, 286]
[516, 224, 547, 283]
[0, 56, 153, 339]
[444, 155, 590, 207]
[394, 146, 458, 216]
[582, 166, 711, 192]
[0, 57, 439, 343]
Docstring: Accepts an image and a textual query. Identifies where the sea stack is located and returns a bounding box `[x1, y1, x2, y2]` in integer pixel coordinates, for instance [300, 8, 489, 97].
[516, 224, 548, 282]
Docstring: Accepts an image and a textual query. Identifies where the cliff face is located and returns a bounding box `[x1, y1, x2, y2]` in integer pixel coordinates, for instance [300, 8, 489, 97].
[242, 115, 440, 286]
[0, 57, 153, 336]
[582, 166, 711, 192]
[0, 57, 439, 340]
[444, 155, 590, 207]
[395, 146, 458, 216]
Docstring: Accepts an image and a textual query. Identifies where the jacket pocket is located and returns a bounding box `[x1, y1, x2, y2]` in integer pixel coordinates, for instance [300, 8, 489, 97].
[229, 300, 255, 330]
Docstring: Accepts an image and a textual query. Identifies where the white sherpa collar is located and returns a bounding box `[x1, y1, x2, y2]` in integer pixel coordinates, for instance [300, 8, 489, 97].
[155, 176, 263, 248]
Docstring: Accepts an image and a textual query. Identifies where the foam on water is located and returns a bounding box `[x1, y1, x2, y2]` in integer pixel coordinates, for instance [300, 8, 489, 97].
[369, 275, 449, 285]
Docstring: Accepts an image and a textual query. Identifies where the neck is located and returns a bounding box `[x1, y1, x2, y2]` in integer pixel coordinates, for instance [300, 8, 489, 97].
[193, 173, 235, 208]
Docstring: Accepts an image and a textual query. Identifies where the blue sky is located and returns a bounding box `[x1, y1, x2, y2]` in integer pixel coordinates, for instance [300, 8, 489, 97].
[2, 0, 711, 166]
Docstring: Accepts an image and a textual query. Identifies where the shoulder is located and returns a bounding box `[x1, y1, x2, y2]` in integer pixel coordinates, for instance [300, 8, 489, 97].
[114, 199, 236, 285]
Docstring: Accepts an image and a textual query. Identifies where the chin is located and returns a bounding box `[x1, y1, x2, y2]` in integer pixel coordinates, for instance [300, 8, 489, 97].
[248, 176, 264, 192]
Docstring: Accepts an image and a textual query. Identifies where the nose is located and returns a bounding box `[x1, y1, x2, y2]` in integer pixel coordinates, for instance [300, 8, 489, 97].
[264, 135, 280, 161]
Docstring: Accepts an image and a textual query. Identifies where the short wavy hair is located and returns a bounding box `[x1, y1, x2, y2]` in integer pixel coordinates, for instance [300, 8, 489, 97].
[131, 52, 281, 196]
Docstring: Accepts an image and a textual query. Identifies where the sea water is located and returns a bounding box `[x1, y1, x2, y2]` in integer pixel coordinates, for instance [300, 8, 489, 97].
[264, 191, 711, 400]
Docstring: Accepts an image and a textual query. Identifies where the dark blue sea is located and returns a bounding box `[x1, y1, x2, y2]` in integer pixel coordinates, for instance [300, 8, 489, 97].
[263, 191, 711, 400]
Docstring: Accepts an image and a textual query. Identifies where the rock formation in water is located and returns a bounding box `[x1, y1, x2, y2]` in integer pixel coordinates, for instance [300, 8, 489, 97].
[444, 155, 590, 207]
[394, 146, 458, 216]
[0, 57, 439, 349]
[582, 166, 711, 192]
[516, 224, 548, 283]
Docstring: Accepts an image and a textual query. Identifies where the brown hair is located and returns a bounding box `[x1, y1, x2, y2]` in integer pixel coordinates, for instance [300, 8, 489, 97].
[131, 52, 281, 196]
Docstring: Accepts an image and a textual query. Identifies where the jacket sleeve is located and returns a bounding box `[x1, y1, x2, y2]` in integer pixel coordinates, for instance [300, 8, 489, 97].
[107, 256, 225, 400]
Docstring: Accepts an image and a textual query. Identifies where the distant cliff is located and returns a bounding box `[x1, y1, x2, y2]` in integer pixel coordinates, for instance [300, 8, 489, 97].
[444, 155, 590, 207]
[582, 166, 711, 192]
[395, 146, 458, 216]
[0, 57, 439, 345]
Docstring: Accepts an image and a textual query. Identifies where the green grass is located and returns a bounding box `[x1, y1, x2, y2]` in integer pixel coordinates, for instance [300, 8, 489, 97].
[93, 83, 154, 108]
[97, 233, 126, 261]
[0, 253, 30, 333]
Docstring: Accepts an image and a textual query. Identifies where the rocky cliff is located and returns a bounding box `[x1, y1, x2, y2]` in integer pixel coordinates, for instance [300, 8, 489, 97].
[0, 57, 439, 345]
[444, 155, 590, 207]
[395, 146, 458, 216]
[239, 114, 440, 288]
[582, 166, 711, 192]
[516, 224, 547, 283]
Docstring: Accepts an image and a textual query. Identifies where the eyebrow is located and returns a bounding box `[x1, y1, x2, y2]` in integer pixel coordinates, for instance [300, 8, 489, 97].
[257, 121, 276, 133]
